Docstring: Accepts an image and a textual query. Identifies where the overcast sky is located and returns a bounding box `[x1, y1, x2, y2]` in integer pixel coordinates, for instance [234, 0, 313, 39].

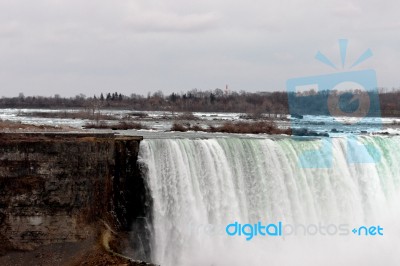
[0, 0, 399, 97]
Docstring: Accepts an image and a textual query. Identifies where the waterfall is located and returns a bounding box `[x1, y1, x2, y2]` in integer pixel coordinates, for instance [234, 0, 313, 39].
[138, 136, 400, 266]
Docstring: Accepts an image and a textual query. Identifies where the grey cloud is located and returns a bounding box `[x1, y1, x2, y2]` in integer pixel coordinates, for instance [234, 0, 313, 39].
[124, 11, 220, 33]
[332, 2, 362, 17]
[0, 0, 399, 97]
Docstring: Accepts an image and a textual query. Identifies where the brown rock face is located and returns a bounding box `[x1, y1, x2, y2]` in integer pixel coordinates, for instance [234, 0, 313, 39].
[0, 133, 145, 257]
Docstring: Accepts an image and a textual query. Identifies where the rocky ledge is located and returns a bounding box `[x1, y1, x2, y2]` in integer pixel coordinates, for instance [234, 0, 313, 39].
[0, 133, 155, 265]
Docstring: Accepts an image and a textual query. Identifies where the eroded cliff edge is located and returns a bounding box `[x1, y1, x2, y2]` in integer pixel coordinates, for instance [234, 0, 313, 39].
[0, 133, 152, 265]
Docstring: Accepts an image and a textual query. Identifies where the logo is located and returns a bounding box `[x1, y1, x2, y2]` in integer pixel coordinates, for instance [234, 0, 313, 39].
[226, 221, 283, 241]
[286, 39, 381, 168]
[225, 221, 384, 241]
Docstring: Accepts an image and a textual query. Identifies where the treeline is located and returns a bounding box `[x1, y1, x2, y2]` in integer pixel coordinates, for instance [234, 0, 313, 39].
[1, 88, 400, 116]
[379, 91, 400, 116]
[288, 89, 400, 117]
[0, 89, 289, 115]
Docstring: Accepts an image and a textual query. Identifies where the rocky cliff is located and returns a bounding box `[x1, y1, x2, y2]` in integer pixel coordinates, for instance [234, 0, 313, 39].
[0, 133, 149, 264]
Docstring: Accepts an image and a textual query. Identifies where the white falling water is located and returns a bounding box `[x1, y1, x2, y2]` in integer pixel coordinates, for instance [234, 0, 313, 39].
[138, 136, 400, 266]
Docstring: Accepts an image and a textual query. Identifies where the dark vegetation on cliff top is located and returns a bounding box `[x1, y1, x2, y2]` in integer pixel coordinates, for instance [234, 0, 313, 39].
[171, 121, 291, 135]
[0, 119, 71, 132]
[83, 121, 149, 130]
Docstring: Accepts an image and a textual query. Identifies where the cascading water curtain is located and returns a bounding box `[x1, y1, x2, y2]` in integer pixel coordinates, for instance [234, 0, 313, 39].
[138, 136, 400, 266]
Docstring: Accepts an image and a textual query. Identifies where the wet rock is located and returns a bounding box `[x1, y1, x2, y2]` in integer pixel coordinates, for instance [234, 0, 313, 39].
[0, 133, 149, 261]
[292, 128, 329, 137]
[291, 113, 303, 119]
